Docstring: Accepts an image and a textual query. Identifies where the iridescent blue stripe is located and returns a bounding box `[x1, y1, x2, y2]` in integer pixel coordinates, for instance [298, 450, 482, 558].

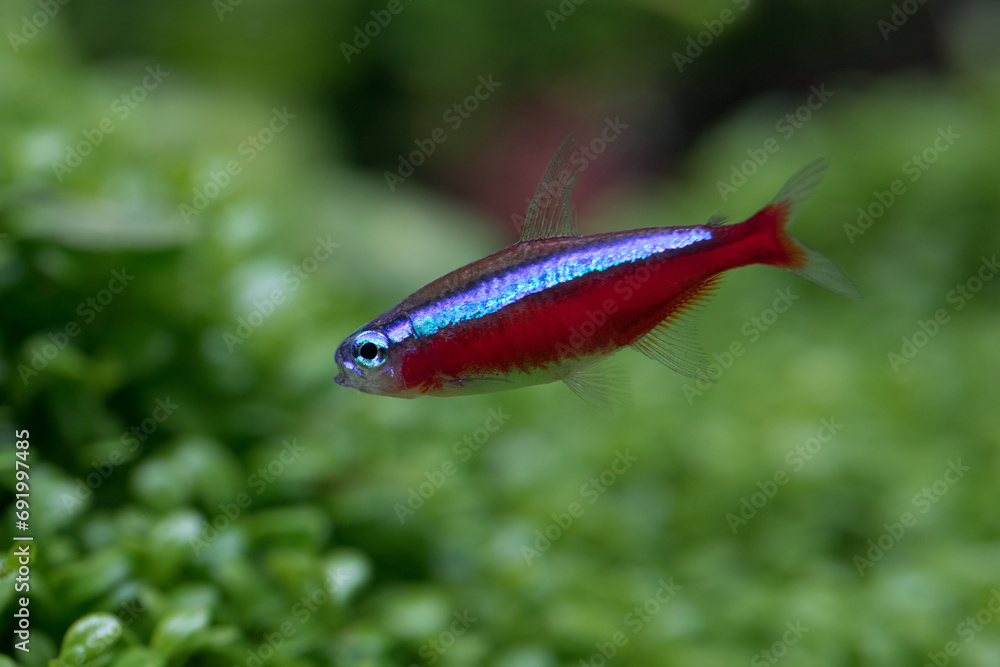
[410, 228, 713, 337]
[385, 318, 414, 343]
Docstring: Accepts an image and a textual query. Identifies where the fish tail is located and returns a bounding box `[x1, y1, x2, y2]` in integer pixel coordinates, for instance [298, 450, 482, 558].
[748, 158, 861, 299]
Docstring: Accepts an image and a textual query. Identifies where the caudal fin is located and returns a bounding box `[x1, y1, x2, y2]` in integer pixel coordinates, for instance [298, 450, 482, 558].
[760, 157, 861, 299]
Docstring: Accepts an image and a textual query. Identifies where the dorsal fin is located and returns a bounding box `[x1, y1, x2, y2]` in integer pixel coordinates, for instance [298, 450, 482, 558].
[519, 136, 582, 242]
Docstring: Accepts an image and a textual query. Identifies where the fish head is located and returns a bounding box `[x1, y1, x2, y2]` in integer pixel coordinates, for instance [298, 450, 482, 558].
[334, 317, 423, 398]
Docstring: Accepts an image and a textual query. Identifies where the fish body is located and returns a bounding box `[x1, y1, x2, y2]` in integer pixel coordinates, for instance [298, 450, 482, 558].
[335, 138, 857, 407]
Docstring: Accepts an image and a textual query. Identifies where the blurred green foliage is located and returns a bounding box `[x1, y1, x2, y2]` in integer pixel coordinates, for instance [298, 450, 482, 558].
[3, 0, 1000, 665]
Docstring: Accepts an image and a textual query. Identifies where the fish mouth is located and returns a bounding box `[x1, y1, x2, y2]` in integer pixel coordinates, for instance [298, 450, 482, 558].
[334, 355, 363, 389]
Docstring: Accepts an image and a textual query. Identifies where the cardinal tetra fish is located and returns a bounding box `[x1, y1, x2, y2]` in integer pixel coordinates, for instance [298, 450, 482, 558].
[335, 138, 858, 409]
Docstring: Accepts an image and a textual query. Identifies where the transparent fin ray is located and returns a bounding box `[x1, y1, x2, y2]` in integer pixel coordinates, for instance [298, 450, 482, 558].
[770, 156, 861, 299]
[562, 356, 632, 413]
[630, 277, 720, 382]
[790, 246, 862, 299]
[771, 156, 829, 223]
[520, 136, 582, 242]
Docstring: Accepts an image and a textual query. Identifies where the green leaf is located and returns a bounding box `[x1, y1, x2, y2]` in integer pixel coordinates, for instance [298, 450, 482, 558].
[149, 607, 211, 658]
[55, 613, 123, 667]
[53, 548, 131, 605]
[108, 647, 166, 667]
[12, 196, 196, 251]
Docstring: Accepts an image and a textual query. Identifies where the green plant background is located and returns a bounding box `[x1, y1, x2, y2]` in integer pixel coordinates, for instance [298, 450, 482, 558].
[2, 0, 1000, 665]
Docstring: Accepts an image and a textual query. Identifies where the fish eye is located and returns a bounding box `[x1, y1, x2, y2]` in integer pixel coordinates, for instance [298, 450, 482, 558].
[351, 331, 390, 368]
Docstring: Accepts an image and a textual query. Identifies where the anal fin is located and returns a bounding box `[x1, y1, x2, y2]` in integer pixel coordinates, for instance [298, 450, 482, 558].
[562, 356, 631, 413]
[630, 277, 720, 382]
